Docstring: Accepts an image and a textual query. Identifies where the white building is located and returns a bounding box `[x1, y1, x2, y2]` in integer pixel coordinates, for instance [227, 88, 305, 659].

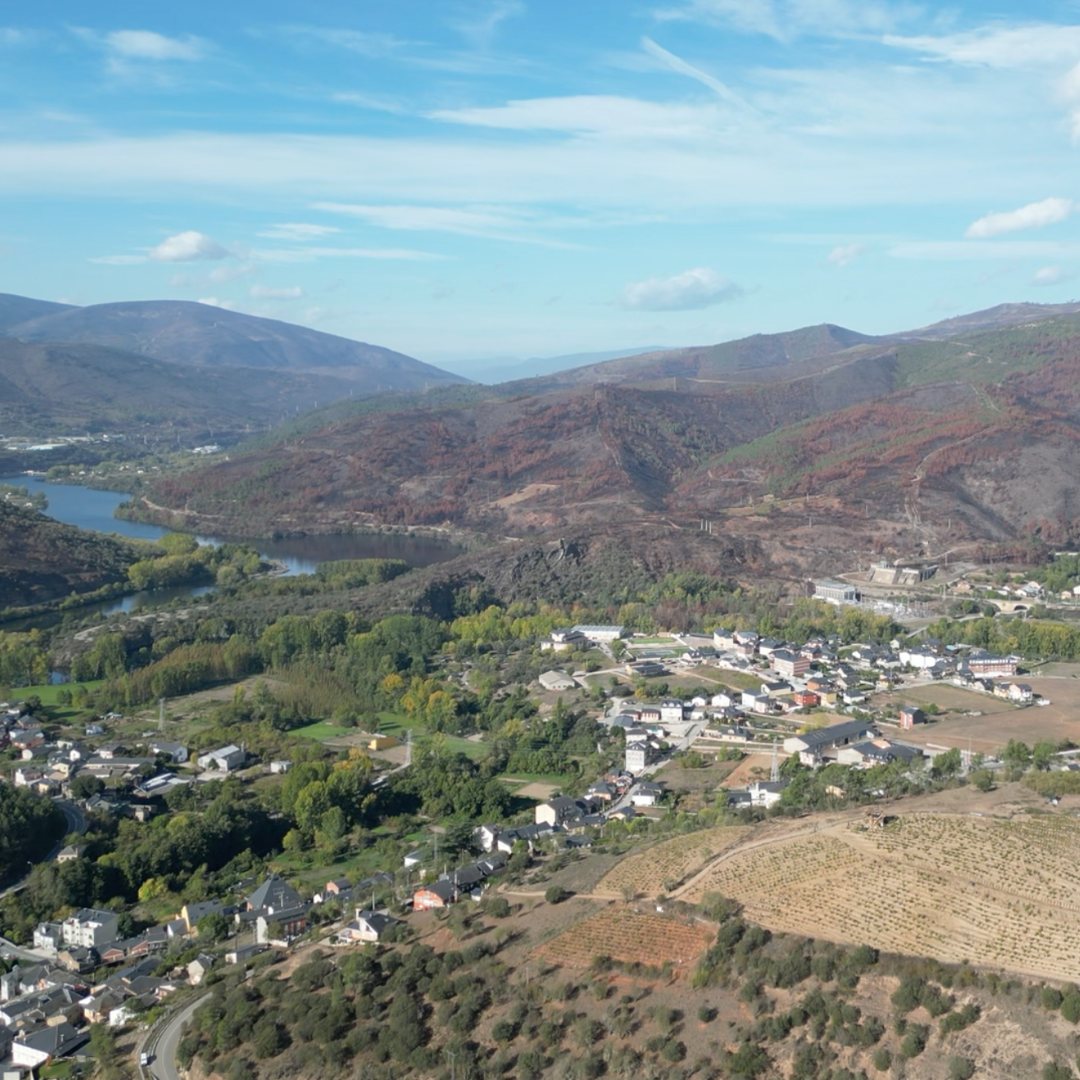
[659, 699, 686, 724]
[197, 744, 246, 771]
[61, 908, 119, 948]
[538, 670, 576, 692]
[625, 740, 650, 774]
[571, 624, 625, 643]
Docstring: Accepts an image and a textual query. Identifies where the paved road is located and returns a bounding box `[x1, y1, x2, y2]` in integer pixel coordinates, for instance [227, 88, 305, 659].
[0, 934, 47, 963]
[0, 799, 87, 904]
[148, 993, 210, 1080]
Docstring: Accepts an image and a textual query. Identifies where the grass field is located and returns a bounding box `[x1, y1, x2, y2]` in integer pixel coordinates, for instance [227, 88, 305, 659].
[293, 721, 348, 741]
[593, 826, 748, 899]
[292, 712, 487, 760]
[679, 811, 1080, 981]
[6, 680, 104, 706]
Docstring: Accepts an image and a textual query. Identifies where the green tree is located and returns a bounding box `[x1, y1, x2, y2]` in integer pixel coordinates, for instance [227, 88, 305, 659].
[931, 747, 962, 780]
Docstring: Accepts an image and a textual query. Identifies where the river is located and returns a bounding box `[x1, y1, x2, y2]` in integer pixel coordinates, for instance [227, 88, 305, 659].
[3, 475, 460, 622]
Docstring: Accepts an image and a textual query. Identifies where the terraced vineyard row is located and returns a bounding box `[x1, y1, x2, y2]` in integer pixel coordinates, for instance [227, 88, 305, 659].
[681, 813, 1080, 981]
[594, 826, 748, 898]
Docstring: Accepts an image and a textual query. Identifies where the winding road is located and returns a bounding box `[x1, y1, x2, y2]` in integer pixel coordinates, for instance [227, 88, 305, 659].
[147, 993, 210, 1080]
[0, 800, 87, 960]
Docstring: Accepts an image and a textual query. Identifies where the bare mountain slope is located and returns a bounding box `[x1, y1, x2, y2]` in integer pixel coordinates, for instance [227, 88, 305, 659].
[508, 323, 881, 392]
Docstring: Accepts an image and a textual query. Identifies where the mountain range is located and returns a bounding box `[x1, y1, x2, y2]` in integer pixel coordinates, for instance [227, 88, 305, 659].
[8, 288, 1080, 589]
[130, 300, 1080, 585]
[0, 293, 467, 441]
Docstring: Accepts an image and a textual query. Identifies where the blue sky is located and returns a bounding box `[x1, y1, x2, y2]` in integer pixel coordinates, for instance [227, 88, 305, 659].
[4, 1, 1080, 370]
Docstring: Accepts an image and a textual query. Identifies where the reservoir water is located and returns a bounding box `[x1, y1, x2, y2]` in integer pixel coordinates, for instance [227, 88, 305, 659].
[3, 475, 460, 621]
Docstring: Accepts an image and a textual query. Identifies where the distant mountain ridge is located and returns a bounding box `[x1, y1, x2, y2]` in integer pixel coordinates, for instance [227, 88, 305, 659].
[1, 297, 466, 390]
[0, 337, 375, 439]
[0, 292, 470, 440]
[0, 293, 75, 334]
[445, 346, 668, 385]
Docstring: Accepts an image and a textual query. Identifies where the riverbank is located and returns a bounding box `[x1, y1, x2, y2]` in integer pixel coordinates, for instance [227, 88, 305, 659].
[117, 492, 481, 550]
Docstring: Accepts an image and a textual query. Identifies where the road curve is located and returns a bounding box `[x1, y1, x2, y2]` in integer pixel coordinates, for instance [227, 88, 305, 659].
[148, 992, 210, 1080]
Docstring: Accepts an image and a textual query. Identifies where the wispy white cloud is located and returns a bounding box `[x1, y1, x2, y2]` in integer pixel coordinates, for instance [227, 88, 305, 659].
[89, 254, 146, 265]
[250, 284, 304, 299]
[452, 1, 525, 49]
[890, 240, 1080, 260]
[965, 197, 1073, 239]
[104, 30, 207, 61]
[828, 243, 865, 266]
[286, 26, 412, 57]
[622, 267, 743, 310]
[254, 245, 448, 263]
[640, 37, 758, 114]
[0, 28, 34, 47]
[884, 25, 1080, 68]
[656, 0, 915, 41]
[1059, 61, 1080, 140]
[258, 223, 341, 241]
[1031, 265, 1074, 286]
[330, 91, 406, 114]
[657, 0, 783, 38]
[429, 95, 729, 138]
[313, 201, 581, 247]
[208, 262, 256, 283]
[197, 297, 235, 310]
[149, 230, 231, 262]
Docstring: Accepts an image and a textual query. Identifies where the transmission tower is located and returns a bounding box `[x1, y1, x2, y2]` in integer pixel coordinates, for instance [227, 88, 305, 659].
[158, 697, 166, 730]
[405, 729, 413, 767]
[770, 740, 780, 783]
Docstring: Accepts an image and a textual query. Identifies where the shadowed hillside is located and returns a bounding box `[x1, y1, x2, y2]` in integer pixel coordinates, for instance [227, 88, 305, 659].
[0, 500, 136, 609]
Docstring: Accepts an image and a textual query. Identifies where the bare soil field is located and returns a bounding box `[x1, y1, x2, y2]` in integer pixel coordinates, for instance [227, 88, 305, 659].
[533, 906, 713, 974]
[878, 679, 1080, 752]
[678, 806, 1080, 981]
[593, 826, 749, 899]
[511, 781, 559, 801]
[714, 753, 774, 788]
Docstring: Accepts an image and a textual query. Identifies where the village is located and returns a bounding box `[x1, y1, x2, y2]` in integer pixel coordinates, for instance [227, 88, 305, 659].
[2, 579, 1080, 1077]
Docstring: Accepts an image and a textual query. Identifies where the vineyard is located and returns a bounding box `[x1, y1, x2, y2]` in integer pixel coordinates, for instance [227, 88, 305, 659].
[680, 812, 1080, 981]
[593, 826, 748, 899]
[533, 908, 713, 973]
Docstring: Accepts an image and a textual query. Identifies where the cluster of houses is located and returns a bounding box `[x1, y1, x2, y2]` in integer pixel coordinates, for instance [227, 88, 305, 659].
[0, 949, 179, 1073]
[0, 695, 254, 796]
[411, 853, 508, 910]
[0, 868, 383, 1072]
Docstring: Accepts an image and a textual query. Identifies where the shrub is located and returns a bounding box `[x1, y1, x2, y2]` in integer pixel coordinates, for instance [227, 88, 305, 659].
[1062, 993, 1080, 1025]
[661, 1039, 687, 1062]
[949, 1056, 976, 1080]
[891, 976, 922, 1014]
[900, 1026, 928, 1059]
[1043, 1064, 1075, 1080]
[1043, 987, 1065, 1010]
[872, 1047, 892, 1072]
[544, 885, 569, 904]
[485, 896, 511, 918]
